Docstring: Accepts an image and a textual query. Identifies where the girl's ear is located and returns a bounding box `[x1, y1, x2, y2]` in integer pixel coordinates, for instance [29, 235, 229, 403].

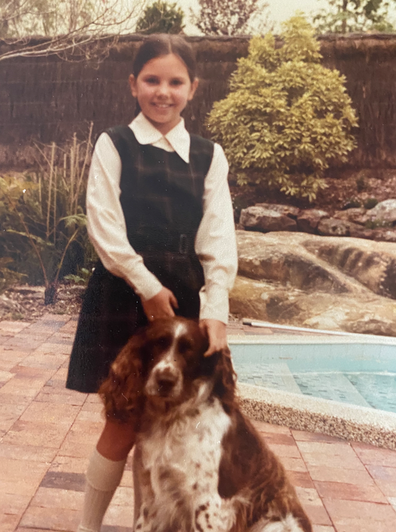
[188, 78, 199, 101]
[129, 74, 137, 98]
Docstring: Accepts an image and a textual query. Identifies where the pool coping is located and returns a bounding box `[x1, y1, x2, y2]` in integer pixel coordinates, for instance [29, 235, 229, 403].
[241, 319, 396, 341]
[228, 332, 396, 345]
[238, 382, 396, 450]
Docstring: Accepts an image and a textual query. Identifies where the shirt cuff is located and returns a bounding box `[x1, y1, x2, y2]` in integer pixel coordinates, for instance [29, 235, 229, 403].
[199, 285, 230, 324]
[123, 261, 164, 302]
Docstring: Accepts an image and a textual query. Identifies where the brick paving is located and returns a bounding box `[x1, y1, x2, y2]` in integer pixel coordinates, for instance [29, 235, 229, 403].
[1, 314, 396, 532]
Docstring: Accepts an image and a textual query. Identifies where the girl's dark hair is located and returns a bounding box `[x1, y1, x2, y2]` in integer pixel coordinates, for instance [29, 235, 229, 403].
[132, 34, 197, 83]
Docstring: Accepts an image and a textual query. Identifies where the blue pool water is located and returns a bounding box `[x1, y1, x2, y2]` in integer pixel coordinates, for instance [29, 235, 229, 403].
[230, 340, 396, 413]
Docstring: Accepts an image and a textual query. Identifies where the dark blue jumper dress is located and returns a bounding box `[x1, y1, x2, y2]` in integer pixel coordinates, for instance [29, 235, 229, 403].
[66, 126, 214, 393]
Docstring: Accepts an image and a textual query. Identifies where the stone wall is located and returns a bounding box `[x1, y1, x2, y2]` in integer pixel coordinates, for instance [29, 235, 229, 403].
[1, 33, 396, 169]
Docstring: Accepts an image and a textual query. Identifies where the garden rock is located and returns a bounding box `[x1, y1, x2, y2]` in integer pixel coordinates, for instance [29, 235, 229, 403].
[230, 230, 396, 336]
[240, 205, 298, 232]
[333, 207, 368, 225]
[236, 201, 396, 243]
[371, 228, 396, 242]
[255, 203, 300, 218]
[317, 218, 364, 237]
[366, 199, 396, 224]
[296, 209, 329, 233]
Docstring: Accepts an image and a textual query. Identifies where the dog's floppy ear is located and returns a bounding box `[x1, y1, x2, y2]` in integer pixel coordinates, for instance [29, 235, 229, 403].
[211, 347, 237, 409]
[98, 332, 146, 425]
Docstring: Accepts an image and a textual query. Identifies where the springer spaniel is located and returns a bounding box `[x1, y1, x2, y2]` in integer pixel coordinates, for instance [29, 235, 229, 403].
[99, 317, 312, 532]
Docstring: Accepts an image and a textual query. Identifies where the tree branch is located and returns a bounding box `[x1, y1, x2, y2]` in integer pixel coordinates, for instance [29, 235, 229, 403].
[0, 0, 147, 62]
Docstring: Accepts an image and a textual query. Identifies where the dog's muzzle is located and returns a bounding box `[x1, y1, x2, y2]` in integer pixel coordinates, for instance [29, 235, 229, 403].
[146, 363, 183, 399]
[155, 367, 179, 396]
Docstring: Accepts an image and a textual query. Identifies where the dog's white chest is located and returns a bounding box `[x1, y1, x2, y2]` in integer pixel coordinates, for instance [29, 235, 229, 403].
[135, 397, 234, 532]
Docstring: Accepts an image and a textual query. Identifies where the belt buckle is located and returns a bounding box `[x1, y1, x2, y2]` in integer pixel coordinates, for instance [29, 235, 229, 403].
[179, 234, 188, 254]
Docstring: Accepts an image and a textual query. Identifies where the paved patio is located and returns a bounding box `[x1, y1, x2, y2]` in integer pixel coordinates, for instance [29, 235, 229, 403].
[1, 314, 396, 532]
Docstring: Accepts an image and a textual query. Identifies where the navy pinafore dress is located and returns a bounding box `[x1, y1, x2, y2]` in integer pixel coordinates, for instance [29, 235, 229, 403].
[66, 126, 214, 393]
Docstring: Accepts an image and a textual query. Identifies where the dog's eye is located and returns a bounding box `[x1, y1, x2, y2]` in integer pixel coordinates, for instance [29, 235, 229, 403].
[155, 335, 172, 350]
[177, 337, 194, 355]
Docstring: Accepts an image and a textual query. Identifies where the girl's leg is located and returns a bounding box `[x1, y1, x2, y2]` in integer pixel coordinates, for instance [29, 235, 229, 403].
[132, 445, 143, 527]
[77, 420, 136, 532]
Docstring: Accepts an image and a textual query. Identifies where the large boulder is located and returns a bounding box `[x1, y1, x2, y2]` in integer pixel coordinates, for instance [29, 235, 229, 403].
[230, 230, 396, 336]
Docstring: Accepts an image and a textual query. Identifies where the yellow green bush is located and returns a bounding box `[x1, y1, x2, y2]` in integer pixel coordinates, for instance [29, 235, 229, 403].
[206, 16, 358, 200]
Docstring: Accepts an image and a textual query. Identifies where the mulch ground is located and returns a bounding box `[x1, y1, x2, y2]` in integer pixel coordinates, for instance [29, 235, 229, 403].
[1, 284, 84, 321]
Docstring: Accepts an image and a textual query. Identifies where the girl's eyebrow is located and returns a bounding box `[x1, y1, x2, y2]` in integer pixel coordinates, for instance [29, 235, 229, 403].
[141, 74, 187, 81]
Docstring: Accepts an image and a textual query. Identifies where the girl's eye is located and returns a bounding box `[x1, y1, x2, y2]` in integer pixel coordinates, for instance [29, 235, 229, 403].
[171, 79, 183, 86]
[145, 77, 159, 84]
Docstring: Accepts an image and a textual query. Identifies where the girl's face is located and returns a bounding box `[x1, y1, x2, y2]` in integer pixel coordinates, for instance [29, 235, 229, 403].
[129, 53, 198, 135]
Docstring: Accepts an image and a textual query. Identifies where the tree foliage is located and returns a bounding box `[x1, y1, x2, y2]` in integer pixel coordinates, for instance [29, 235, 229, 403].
[313, 0, 394, 33]
[206, 16, 358, 201]
[136, 0, 184, 34]
[0, 0, 145, 62]
[190, 0, 271, 36]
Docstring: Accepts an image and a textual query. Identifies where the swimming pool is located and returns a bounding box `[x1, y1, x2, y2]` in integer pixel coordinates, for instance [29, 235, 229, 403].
[229, 333, 396, 414]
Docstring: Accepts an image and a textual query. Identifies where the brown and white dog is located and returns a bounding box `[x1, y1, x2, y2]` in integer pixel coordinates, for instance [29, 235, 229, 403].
[99, 317, 312, 532]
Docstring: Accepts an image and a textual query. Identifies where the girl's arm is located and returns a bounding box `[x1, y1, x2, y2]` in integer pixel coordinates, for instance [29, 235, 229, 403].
[195, 143, 238, 354]
[86, 133, 174, 315]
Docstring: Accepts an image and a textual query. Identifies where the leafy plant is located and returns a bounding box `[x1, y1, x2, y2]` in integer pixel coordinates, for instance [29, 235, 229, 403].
[135, 0, 185, 34]
[206, 16, 358, 201]
[0, 125, 95, 303]
[64, 267, 92, 285]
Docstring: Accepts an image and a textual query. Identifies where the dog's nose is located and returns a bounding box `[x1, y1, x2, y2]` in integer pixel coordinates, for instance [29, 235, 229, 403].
[155, 369, 178, 395]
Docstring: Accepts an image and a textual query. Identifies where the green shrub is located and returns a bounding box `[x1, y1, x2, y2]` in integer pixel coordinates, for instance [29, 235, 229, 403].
[364, 197, 378, 210]
[343, 197, 362, 209]
[206, 16, 358, 201]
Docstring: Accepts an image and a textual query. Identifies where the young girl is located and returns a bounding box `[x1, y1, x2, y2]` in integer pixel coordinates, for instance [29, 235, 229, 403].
[66, 34, 237, 532]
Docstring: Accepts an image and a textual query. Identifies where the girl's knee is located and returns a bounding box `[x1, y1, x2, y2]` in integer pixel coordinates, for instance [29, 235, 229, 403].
[97, 420, 136, 460]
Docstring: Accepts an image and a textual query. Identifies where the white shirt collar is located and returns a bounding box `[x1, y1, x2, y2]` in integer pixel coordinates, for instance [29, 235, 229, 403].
[130, 113, 190, 163]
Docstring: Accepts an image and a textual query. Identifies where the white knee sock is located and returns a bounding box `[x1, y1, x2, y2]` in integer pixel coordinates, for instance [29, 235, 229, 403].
[77, 448, 127, 532]
[132, 446, 142, 526]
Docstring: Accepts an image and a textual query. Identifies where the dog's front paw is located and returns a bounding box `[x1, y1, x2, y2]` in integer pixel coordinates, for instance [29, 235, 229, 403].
[134, 505, 151, 532]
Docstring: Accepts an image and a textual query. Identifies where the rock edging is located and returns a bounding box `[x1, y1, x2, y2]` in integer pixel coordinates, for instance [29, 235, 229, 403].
[239, 198, 396, 242]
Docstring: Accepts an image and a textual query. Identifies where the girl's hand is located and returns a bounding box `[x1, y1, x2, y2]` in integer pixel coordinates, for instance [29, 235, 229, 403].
[142, 287, 178, 321]
[199, 319, 228, 357]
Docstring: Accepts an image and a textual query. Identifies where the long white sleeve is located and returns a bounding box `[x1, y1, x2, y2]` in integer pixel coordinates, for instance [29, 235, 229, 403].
[86, 132, 163, 300]
[195, 143, 238, 324]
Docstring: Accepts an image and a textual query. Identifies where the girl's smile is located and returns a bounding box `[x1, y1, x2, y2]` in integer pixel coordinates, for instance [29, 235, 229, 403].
[129, 53, 198, 135]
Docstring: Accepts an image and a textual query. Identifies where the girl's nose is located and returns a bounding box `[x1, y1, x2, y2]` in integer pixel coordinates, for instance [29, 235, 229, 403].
[156, 82, 170, 97]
